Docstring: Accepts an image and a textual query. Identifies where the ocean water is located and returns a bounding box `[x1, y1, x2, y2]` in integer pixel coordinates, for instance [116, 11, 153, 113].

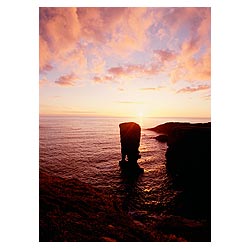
[39, 116, 210, 218]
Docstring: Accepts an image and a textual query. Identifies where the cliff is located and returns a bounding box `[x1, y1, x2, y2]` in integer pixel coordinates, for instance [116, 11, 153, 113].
[148, 122, 211, 135]
[149, 122, 211, 225]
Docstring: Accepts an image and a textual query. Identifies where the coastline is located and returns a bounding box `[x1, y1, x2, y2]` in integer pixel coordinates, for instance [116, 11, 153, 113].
[39, 121, 211, 242]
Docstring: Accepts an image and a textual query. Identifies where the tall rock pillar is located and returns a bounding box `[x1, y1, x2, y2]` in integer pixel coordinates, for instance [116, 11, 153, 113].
[119, 122, 142, 170]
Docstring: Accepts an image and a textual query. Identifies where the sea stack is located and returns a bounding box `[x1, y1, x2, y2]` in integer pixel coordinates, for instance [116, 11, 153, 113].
[119, 122, 143, 172]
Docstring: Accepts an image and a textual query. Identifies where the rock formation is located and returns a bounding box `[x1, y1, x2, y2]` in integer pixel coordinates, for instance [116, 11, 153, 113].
[166, 124, 211, 225]
[148, 122, 211, 223]
[154, 134, 168, 143]
[119, 122, 143, 172]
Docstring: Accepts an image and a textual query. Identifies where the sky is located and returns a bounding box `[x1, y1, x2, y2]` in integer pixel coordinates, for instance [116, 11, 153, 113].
[39, 7, 211, 118]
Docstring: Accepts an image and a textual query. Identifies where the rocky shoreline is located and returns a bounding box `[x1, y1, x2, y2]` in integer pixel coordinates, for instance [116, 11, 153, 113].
[40, 171, 210, 242]
[40, 122, 211, 242]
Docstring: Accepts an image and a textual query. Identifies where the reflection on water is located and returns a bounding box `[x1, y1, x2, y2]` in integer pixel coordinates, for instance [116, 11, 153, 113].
[40, 116, 210, 219]
[119, 168, 142, 212]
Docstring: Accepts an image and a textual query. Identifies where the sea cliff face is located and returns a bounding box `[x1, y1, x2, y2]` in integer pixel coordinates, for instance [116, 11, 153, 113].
[149, 122, 211, 221]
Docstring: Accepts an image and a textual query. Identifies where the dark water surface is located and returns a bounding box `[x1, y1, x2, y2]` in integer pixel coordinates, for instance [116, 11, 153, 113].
[39, 116, 210, 219]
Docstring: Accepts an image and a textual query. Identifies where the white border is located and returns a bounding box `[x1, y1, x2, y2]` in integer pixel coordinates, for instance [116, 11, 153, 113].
[2, 0, 250, 250]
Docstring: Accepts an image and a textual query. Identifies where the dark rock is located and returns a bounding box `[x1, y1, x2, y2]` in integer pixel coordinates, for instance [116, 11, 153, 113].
[119, 122, 141, 165]
[165, 124, 211, 222]
[39, 171, 189, 242]
[155, 215, 210, 242]
[148, 122, 211, 135]
[119, 160, 144, 174]
[155, 134, 168, 142]
[40, 172, 156, 241]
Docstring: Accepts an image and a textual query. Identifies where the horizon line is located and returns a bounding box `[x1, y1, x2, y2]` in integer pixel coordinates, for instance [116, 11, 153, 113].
[39, 114, 211, 119]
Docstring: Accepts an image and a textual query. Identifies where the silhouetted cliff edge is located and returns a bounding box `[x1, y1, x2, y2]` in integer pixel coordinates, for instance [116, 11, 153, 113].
[148, 122, 210, 137]
[149, 122, 211, 237]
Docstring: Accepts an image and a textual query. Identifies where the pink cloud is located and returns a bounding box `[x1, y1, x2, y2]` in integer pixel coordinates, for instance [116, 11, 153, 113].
[61, 46, 87, 68]
[39, 35, 53, 72]
[76, 7, 153, 55]
[93, 75, 113, 83]
[93, 44, 210, 85]
[157, 8, 211, 84]
[39, 8, 83, 72]
[40, 8, 210, 88]
[40, 8, 81, 54]
[105, 8, 154, 55]
[108, 66, 125, 76]
[157, 8, 210, 40]
[176, 84, 210, 93]
[171, 48, 211, 84]
[154, 49, 176, 63]
[93, 63, 161, 82]
[40, 8, 154, 74]
[108, 63, 160, 77]
[55, 73, 79, 86]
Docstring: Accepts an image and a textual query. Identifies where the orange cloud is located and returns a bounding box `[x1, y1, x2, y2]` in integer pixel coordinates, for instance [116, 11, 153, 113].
[40, 8, 210, 88]
[171, 48, 211, 84]
[40, 8, 154, 74]
[39, 8, 83, 72]
[55, 73, 79, 86]
[39, 36, 53, 72]
[154, 8, 210, 84]
[106, 8, 154, 55]
[76, 7, 153, 56]
[40, 8, 81, 54]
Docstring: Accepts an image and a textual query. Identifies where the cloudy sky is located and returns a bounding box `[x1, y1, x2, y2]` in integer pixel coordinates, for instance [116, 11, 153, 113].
[39, 7, 210, 118]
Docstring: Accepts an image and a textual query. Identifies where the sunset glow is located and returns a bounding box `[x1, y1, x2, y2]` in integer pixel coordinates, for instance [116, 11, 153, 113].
[39, 7, 211, 118]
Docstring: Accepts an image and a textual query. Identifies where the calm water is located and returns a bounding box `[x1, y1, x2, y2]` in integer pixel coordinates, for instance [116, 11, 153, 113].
[39, 116, 210, 218]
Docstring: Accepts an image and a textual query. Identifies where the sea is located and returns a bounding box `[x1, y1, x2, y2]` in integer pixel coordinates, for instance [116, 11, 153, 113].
[39, 116, 210, 220]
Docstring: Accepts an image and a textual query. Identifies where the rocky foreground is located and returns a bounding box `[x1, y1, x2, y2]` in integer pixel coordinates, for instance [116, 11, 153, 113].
[40, 171, 210, 242]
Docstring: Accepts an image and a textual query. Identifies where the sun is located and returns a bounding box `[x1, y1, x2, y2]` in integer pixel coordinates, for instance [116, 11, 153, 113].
[138, 112, 144, 118]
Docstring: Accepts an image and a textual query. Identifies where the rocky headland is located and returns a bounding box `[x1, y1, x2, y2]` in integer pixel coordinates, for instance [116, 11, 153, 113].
[149, 122, 211, 234]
